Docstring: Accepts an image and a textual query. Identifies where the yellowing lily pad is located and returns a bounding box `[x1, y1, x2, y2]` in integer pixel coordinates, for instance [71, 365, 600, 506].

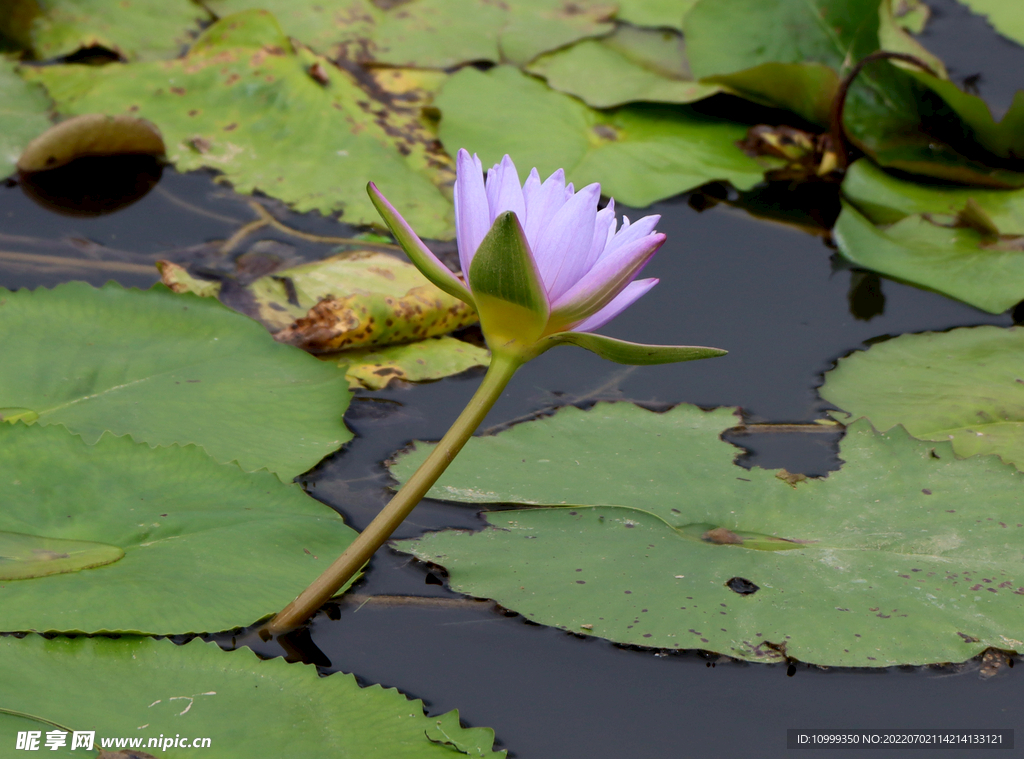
[206, 0, 614, 67]
[0, 532, 124, 581]
[29, 0, 209, 61]
[24, 10, 455, 237]
[335, 336, 489, 390]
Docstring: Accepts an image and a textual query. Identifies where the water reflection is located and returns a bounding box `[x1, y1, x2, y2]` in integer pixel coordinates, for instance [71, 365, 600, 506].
[19, 154, 163, 217]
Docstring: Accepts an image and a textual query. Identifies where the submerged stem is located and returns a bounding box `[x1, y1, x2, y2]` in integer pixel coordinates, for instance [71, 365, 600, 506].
[263, 352, 522, 637]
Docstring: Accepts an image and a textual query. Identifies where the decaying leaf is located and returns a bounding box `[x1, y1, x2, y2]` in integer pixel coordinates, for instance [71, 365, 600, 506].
[155, 259, 222, 298]
[17, 113, 164, 172]
[232, 251, 477, 353]
[738, 125, 840, 181]
[331, 335, 489, 389]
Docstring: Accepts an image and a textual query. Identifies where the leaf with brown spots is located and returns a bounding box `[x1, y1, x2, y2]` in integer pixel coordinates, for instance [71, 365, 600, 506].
[24, 10, 455, 237]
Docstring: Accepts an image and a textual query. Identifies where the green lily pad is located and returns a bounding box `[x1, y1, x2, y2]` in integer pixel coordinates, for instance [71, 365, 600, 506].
[392, 403, 1024, 667]
[613, 0, 697, 29]
[0, 422, 357, 634]
[206, 0, 613, 67]
[821, 326, 1024, 472]
[842, 158, 1024, 231]
[24, 10, 455, 238]
[958, 0, 1024, 45]
[526, 26, 721, 108]
[333, 337, 489, 390]
[0, 532, 124, 581]
[29, 0, 209, 61]
[0, 281, 352, 480]
[893, 0, 930, 33]
[436, 66, 776, 207]
[0, 636, 504, 758]
[0, 57, 52, 179]
[833, 201, 1024, 314]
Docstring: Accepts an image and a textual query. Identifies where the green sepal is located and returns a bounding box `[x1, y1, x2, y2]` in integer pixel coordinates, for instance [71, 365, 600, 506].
[367, 182, 475, 306]
[469, 211, 550, 356]
[531, 331, 727, 365]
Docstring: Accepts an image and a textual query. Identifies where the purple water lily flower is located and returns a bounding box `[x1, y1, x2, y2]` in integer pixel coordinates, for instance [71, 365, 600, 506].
[368, 150, 725, 367]
[452, 150, 663, 336]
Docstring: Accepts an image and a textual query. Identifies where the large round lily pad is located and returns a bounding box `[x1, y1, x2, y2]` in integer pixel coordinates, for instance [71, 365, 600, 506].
[391, 402, 1024, 667]
[436, 66, 775, 207]
[821, 325, 1024, 471]
[0, 635, 504, 758]
[0, 422, 357, 634]
[0, 281, 352, 480]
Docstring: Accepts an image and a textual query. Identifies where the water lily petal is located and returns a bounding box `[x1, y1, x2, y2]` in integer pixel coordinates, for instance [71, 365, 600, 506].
[535, 182, 602, 301]
[486, 155, 526, 225]
[549, 232, 665, 329]
[570, 278, 658, 333]
[584, 199, 617, 271]
[600, 214, 660, 262]
[523, 168, 567, 250]
[368, 182, 474, 305]
[454, 149, 489, 276]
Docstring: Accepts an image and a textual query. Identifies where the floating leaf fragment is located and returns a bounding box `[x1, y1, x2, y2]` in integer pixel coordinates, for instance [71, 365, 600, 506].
[0, 281, 352, 480]
[392, 402, 1024, 667]
[821, 325, 1024, 471]
[956, 0, 1024, 45]
[17, 113, 164, 172]
[0, 635, 506, 758]
[0, 422, 357, 634]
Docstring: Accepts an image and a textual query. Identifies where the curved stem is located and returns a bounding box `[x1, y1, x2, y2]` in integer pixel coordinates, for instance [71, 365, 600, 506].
[263, 352, 521, 637]
[828, 51, 939, 170]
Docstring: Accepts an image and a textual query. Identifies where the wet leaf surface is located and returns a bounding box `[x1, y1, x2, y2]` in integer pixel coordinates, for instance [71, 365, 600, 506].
[17, 114, 164, 172]
[392, 402, 1024, 667]
[957, 0, 1024, 46]
[23, 11, 455, 238]
[821, 325, 1024, 471]
[0, 57, 52, 179]
[0, 531, 124, 580]
[833, 201, 1024, 313]
[0, 636, 504, 757]
[0, 281, 352, 479]
[842, 158, 1024, 231]
[526, 25, 721, 108]
[28, 0, 209, 61]
[436, 66, 776, 207]
[207, 0, 613, 67]
[0, 423, 356, 634]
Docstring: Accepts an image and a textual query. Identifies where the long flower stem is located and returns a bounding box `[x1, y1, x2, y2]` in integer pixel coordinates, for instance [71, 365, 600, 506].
[264, 352, 522, 637]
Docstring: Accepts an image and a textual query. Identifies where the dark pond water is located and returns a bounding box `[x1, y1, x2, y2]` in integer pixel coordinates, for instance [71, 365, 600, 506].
[3, 1, 1023, 754]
